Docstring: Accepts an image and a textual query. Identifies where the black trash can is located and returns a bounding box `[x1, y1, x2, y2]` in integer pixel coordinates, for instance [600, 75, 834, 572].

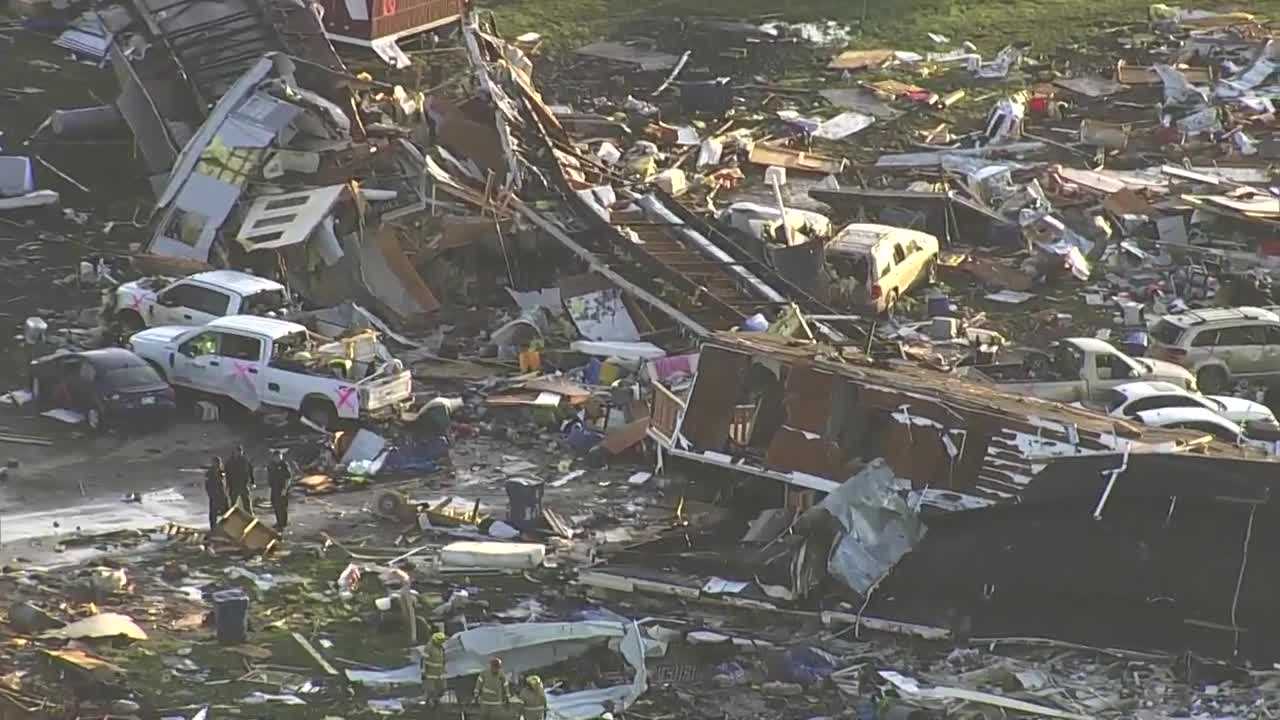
[505, 477, 545, 529]
[212, 589, 249, 644]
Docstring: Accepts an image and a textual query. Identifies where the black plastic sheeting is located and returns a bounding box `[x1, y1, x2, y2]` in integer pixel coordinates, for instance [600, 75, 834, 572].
[866, 453, 1280, 661]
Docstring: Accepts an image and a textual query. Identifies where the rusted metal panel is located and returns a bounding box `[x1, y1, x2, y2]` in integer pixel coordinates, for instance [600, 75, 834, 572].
[764, 425, 843, 479]
[783, 364, 835, 434]
[680, 347, 751, 451]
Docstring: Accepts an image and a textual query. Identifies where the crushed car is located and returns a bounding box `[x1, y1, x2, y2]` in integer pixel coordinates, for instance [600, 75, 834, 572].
[127, 315, 411, 428]
[1128, 406, 1280, 454]
[825, 223, 939, 314]
[1103, 380, 1278, 428]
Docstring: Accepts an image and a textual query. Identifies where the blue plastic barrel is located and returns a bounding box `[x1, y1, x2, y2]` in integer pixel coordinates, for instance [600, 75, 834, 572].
[212, 589, 249, 643]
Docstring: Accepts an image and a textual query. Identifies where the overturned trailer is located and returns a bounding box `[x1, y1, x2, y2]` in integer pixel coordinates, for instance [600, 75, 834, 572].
[647, 332, 1259, 510]
[638, 332, 1280, 659]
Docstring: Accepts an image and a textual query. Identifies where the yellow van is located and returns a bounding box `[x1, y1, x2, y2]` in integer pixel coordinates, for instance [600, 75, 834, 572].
[826, 223, 940, 314]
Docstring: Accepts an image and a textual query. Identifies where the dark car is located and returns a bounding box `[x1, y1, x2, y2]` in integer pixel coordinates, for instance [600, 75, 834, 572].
[30, 348, 176, 431]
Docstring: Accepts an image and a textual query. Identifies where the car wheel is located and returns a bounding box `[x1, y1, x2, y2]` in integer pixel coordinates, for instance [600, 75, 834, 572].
[926, 260, 938, 285]
[1197, 366, 1229, 394]
[300, 397, 338, 430]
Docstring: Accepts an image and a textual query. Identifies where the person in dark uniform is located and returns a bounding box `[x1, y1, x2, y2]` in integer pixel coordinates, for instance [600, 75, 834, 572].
[225, 445, 255, 514]
[266, 449, 293, 530]
[205, 457, 229, 531]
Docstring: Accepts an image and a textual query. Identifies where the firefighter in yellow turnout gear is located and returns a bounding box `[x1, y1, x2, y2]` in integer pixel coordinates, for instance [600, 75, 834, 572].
[472, 656, 510, 720]
[517, 675, 547, 720]
[421, 632, 447, 708]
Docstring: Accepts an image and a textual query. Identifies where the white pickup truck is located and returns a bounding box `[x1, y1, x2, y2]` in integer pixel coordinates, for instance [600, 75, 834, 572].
[110, 270, 292, 332]
[958, 337, 1196, 403]
[128, 315, 412, 427]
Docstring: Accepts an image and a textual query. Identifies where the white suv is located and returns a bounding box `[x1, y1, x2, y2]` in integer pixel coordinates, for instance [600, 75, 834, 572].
[1149, 307, 1280, 393]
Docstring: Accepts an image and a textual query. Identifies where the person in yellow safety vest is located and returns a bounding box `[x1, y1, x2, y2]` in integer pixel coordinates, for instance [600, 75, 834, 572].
[472, 656, 510, 720]
[517, 675, 547, 720]
[327, 357, 353, 379]
[421, 632, 447, 707]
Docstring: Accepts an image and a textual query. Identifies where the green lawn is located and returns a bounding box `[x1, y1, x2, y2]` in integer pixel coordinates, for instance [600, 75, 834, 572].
[486, 0, 1280, 53]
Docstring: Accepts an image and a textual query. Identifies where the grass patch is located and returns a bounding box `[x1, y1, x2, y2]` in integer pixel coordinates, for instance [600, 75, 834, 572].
[486, 0, 1280, 53]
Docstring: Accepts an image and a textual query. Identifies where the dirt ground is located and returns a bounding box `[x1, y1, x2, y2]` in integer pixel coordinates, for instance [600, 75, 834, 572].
[0, 398, 659, 565]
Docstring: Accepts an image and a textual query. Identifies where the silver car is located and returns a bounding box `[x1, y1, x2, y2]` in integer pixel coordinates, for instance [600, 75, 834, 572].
[1149, 307, 1280, 393]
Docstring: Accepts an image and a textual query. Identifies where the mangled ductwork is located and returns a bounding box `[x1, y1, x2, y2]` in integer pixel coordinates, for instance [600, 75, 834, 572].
[796, 458, 927, 596]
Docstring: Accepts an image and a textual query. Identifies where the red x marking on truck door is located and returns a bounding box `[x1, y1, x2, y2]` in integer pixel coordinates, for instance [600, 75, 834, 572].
[335, 385, 357, 410]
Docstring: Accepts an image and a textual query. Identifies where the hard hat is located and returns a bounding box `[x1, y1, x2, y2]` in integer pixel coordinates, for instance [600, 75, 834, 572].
[526, 675, 543, 689]
[432, 632, 447, 645]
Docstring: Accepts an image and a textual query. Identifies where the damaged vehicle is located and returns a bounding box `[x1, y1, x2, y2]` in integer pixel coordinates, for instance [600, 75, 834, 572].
[1128, 407, 1280, 453]
[1149, 307, 1280, 393]
[108, 270, 293, 333]
[1104, 380, 1278, 428]
[960, 337, 1196, 402]
[127, 315, 411, 427]
[825, 223, 938, 314]
[30, 349, 176, 432]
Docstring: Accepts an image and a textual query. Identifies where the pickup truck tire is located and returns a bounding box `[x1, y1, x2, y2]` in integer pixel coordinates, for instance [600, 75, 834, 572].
[1197, 366, 1229, 394]
[926, 260, 938, 284]
[116, 310, 145, 336]
[300, 396, 338, 430]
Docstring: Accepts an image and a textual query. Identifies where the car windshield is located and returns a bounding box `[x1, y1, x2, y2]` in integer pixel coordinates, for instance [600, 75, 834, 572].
[1151, 319, 1185, 345]
[242, 289, 289, 314]
[1106, 390, 1128, 413]
[102, 365, 161, 389]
